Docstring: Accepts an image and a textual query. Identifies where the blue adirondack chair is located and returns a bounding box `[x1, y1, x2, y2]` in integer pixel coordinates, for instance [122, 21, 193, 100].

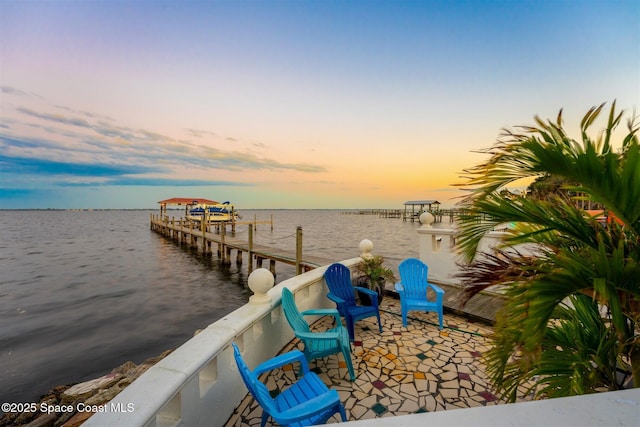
[232, 342, 347, 427]
[395, 258, 445, 329]
[281, 287, 356, 381]
[323, 263, 383, 342]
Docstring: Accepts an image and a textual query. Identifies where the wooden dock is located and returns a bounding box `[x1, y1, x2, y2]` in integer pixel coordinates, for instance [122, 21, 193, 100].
[151, 214, 504, 323]
[342, 209, 403, 218]
[150, 214, 333, 276]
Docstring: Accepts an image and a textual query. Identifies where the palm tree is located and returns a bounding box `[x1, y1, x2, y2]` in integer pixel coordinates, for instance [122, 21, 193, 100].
[455, 102, 640, 400]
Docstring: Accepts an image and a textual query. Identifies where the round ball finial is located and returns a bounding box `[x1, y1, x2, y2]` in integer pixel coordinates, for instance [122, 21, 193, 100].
[359, 239, 374, 259]
[248, 268, 274, 304]
[419, 212, 435, 228]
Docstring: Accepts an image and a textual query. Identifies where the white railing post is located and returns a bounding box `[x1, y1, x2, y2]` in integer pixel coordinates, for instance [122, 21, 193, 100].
[248, 268, 274, 304]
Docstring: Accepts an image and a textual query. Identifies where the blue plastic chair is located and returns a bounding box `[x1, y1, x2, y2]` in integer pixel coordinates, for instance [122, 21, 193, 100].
[281, 287, 355, 381]
[232, 343, 347, 427]
[395, 258, 445, 329]
[323, 263, 382, 342]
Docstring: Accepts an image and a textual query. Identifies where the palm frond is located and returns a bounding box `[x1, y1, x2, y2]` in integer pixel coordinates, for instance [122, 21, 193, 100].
[455, 102, 640, 391]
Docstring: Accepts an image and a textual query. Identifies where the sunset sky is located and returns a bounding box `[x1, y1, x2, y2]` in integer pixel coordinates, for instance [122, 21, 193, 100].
[1, 1, 638, 209]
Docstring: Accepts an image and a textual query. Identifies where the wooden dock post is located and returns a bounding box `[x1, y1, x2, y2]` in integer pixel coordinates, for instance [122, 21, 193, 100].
[248, 226, 254, 272]
[182, 220, 187, 244]
[225, 246, 232, 264]
[201, 213, 207, 253]
[220, 224, 227, 263]
[295, 226, 303, 275]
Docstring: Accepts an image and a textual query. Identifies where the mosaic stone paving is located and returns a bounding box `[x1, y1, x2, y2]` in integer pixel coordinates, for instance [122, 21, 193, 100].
[225, 297, 534, 426]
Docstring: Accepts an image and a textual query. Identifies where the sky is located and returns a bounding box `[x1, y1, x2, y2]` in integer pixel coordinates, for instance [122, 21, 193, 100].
[1, 1, 638, 209]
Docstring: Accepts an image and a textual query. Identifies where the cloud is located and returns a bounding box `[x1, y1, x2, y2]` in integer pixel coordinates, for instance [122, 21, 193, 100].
[1, 87, 329, 193]
[0, 154, 253, 188]
[184, 128, 218, 138]
[106, 178, 254, 187]
[1, 86, 40, 98]
[0, 154, 157, 177]
[17, 107, 93, 128]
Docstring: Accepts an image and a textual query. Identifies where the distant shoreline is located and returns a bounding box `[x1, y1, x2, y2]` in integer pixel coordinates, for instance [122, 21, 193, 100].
[0, 207, 421, 212]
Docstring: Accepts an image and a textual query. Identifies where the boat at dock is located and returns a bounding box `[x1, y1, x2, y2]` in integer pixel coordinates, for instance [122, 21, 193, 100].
[157, 197, 240, 223]
[187, 201, 240, 223]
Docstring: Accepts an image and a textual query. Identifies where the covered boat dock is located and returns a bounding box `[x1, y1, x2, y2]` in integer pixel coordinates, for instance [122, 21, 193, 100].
[403, 200, 441, 222]
[158, 197, 221, 219]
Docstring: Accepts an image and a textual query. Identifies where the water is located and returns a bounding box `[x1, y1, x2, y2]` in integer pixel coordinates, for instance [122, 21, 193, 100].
[0, 209, 432, 404]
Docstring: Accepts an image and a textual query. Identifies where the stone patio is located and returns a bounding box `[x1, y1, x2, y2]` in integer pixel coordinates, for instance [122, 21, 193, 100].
[225, 297, 533, 425]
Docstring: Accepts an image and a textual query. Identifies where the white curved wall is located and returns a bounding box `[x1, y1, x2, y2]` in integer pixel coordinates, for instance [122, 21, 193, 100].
[84, 258, 362, 427]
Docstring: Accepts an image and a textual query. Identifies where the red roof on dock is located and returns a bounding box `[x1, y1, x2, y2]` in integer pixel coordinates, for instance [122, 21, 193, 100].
[158, 198, 219, 206]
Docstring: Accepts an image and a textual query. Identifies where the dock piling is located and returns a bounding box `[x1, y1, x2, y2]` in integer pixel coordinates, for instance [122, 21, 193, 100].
[295, 226, 302, 275]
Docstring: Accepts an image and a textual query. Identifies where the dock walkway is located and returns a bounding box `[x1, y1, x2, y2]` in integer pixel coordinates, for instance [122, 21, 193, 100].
[150, 215, 332, 275]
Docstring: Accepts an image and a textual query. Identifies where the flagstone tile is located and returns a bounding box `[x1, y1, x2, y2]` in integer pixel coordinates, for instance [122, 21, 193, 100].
[457, 364, 473, 374]
[399, 382, 419, 398]
[431, 358, 448, 368]
[415, 378, 428, 392]
[372, 379, 386, 389]
[441, 370, 458, 381]
[456, 357, 476, 365]
[441, 378, 459, 388]
[424, 371, 439, 381]
[398, 399, 421, 413]
[464, 398, 485, 408]
[479, 390, 498, 402]
[460, 379, 473, 390]
[382, 387, 405, 401]
[371, 387, 387, 398]
[392, 373, 413, 384]
[445, 400, 469, 410]
[371, 403, 388, 415]
[424, 394, 438, 412]
[343, 395, 356, 409]
[470, 374, 487, 384]
[350, 404, 368, 419]
[441, 387, 459, 399]
[468, 392, 487, 402]
[352, 389, 370, 400]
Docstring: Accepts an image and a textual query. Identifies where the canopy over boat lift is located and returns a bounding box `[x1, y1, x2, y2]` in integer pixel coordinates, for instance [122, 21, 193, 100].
[158, 197, 220, 219]
[403, 200, 441, 222]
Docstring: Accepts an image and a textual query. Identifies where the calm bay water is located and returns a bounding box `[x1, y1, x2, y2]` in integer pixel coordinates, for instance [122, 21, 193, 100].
[0, 209, 429, 404]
